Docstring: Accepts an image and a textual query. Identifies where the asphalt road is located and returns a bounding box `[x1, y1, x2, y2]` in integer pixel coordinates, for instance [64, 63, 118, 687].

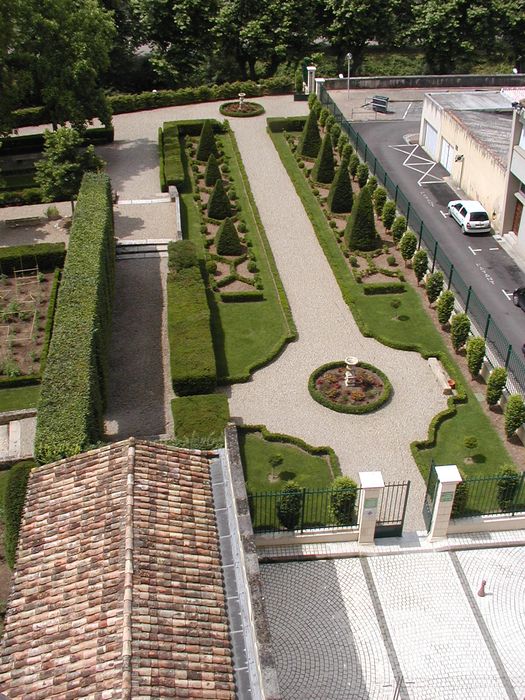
[354, 119, 525, 358]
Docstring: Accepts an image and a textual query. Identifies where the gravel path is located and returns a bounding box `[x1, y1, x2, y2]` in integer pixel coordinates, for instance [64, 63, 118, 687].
[222, 111, 447, 530]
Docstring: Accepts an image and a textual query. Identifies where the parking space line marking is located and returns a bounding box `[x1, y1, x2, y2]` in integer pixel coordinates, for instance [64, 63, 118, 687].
[440, 210, 449, 218]
[389, 143, 447, 185]
[502, 290, 513, 301]
[468, 247, 482, 255]
[402, 103, 413, 119]
[489, 247, 499, 251]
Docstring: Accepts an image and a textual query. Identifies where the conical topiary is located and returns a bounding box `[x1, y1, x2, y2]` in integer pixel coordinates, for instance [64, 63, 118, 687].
[207, 178, 232, 219]
[298, 111, 321, 158]
[196, 120, 219, 162]
[344, 186, 379, 251]
[204, 153, 221, 186]
[215, 217, 243, 256]
[311, 133, 335, 184]
[327, 162, 353, 213]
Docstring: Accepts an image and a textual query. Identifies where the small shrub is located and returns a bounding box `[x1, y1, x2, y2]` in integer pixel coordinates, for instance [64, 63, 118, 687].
[356, 163, 369, 188]
[330, 123, 341, 147]
[382, 201, 396, 231]
[349, 153, 360, 178]
[45, 205, 61, 220]
[349, 255, 359, 267]
[311, 133, 335, 184]
[204, 153, 221, 186]
[325, 114, 335, 132]
[486, 367, 508, 406]
[391, 215, 407, 244]
[338, 132, 349, 156]
[451, 481, 469, 518]
[206, 259, 217, 274]
[399, 230, 417, 262]
[466, 337, 486, 376]
[196, 120, 219, 161]
[464, 435, 478, 451]
[450, 313, 470, 352]
[504, 395, 525, 438]
[238, 220, 247, 233]
[207, 178, 232, 219]
[215, 217, 243, 256]
[4, 460, 34, 569]
[426, 271, 444, 304]
[412, 249, 428, 285]
[168, 240, 198, 271]
[387, 255, 396, 266]
[319, 107, 330, 127]
[295, 68, 304, 93]
[276, 481, 303, 530]
[373, 187, 387, 217]
[247, 259, 257, 273]
[496, 466, 521, 510]
[391, 298, 401, 309]
[330, 476, 358, 525]
[436, 290, 455, 325]
[366, 175, 378, 193]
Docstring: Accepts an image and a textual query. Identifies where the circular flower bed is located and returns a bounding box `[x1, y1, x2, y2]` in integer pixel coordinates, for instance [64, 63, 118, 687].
[219, 101, 265, 118]
[308, 361, 392, 414]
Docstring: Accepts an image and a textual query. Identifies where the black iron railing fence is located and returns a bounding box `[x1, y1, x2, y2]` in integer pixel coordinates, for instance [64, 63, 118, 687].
[319, 86, 525, 399]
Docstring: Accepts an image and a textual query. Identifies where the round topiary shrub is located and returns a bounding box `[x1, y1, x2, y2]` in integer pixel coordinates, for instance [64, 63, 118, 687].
[496, 466, 521, 510]
[486, 367, 507, 406]
[399, 230, 417, 263]
[450, 313, 470, 352]
[425, 271, 444, 304]
[391, 215, 407, 244]
[436, 289, 455, 325]
[412, 249, 428, 285]
[382, 201, 396, 231]
[466, 336, 486, 376]
[206, 259, 218, 274]
[276, 481, 303, 530]
[215, 217, 243, 256]
[504, 395, 525, 438]
[219, 101, 265, 117]
[309, 360, 392, 414]
[330, 476, 358, 525]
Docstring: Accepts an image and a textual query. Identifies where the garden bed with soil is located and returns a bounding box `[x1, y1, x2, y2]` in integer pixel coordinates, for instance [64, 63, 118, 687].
[309, 361, 392, 414]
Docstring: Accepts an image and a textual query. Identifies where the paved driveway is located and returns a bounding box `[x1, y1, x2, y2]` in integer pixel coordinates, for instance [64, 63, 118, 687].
[261, 546, 525, 699]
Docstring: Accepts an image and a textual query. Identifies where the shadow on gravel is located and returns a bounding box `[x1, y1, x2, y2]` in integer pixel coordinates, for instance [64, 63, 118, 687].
[105, 258, 168, 439]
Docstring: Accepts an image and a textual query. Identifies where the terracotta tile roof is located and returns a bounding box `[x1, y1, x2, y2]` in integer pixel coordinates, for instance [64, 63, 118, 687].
[0, 439, 235, 699]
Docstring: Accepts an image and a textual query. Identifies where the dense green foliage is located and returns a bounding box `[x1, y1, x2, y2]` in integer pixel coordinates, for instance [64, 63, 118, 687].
[425, 271, 444, 304]
[436, 289, 455, 325]
[450, 313, 470, 352]
[391, 215, 407, 244]
[349, 153, 360, 178]
[34, 173, 115, 464]
[0, 127, 114, 155]
[276, 481, 303, 529]
[311, 133, 335, 184]
[3, 460, 34, 569]
[167, 262, 217, 396]
[504, 395, 525, 438]
[171, 393, 230, 441]
[168, 240, 198, 271]
[373, 187, 387, 217]
[215, 217, 243, 256]
[381, 200, 396, 230]
[345, 186, 378, 251]
[205, 153, 221, 186]
[466, 337, 486, 376]
[356, 163, 369, 188]
[327, 162, 353, 213]
[399, 230, 417, 262]
[486, 367, 508, 406]
[207, 178, 232, 219]
[330, 476, 358, 525]
[196, 120, 219, 162]
[496, 467, 521, 510]
[0, 243, 65, 275]
[298, 110, 321, 159]
[412, 249, 428, 284]
[160, 122, 184, 189]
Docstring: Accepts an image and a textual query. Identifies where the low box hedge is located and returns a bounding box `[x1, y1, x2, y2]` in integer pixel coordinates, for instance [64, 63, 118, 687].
[166, 118, 226, 137]
[171, 393, 230, 440]
[0, 188, 43, 207]
[34, 172, 115, 464]
[0, 126, 114, 155]
[267, 116, 307, 133]
[39, 268, 61, 375]
[168, 265, 217, 396]
[161, 122, 184, 188]
[363, 282, 406, 295]
[219, 290, 265, 303]
[0, 243, 66, 275]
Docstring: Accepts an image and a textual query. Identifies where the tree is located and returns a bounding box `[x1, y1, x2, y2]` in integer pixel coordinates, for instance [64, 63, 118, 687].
[311, 133, 335, 184]
[496, 466, 521, 510]
[328, 162, 353, 213]
[205, 153, 221, 187]
[345, 186, 379, 251]
[413, 249, 428, 285]
[382, 201, 396, 231]
[391, 215, 407, 244]
[34, 128, 104, 207]
[356, 163, 369, 188]
[298, 111, 321, 158]
[349, 153, 360, 178]
[276, 481, 303, 530]
[399, 230, 417, 263]
[215, 217, 242, 256]
[411, 0, 493, 73]
[0, 0, 33, 135]
[330, 476, 358, 525]
[466, 337, 486, 376]
[450, 313, 471, 352]
[496, 0, 525, 72]
[504, 395, 525, 438]
[28, 0, 116, 128]
[436, 290, 455, 325]
[207, 178, 232, 219]
[425, 271, 444, 304]
[197, 121, 219, 162]
[486, 367, 507, 406]
[373, 187, 387, 217]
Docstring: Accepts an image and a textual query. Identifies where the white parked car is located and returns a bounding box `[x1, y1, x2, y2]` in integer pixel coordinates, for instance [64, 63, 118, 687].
[447, 200, 491, 233]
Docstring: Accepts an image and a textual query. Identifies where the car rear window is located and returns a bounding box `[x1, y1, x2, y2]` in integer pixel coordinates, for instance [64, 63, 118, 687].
[470, 212, 489, 221]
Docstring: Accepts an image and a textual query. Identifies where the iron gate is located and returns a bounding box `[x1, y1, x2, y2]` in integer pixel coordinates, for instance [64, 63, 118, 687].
[375, 480, 411, 538]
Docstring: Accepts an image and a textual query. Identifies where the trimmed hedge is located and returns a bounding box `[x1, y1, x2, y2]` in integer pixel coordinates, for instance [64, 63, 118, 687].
[267, 116, 307, 133]
[0, 188, 45, 208]
[158, 127, 167, 192]
[39, 268, 61, 375]
[208, 178, 232, 220]
[363, 282, 406, 295]
[34, 173, 115, 464]
[172, 118, 226, 137]
[196, 120, 219, 162]
[219, 101, 265, 117]
[297, 111, 321, 158]
[215, 217, 243, 256]
[168, 265, 217, 395]
[345, 186, 379, 251]
[4, 460, 34, 569]
[168, 240, 198, 271]
[219, 290, 265, 303]
[161, 122, 184, 189]
[171, 393, 230, 440]
[205, 153, 221, 186]
[311, 133, 335, 184]
[0, 243, 66, 275]
[308, 360, 392, 415]
[328, 161, 353, 213]
[0, 126, 114, 155]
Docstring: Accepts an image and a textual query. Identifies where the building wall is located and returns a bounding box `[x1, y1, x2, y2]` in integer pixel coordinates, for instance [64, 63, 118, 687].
[502, 113, 525, 255]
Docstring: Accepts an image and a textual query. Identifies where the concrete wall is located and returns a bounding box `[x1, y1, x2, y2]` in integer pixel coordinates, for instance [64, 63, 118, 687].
[448, 513, 525, 534]
[325, 74, 525, 91]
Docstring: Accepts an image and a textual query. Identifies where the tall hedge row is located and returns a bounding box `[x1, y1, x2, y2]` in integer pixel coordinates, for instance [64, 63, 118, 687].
[167, 244, 217, 395]
[160, 122, 184, 189]
[0, 242, 65, 275]
[34, 173, 115, 464]
[4, 460, 34, 569]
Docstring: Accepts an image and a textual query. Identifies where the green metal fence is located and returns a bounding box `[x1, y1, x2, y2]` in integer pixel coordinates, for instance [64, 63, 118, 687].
[319, 85, 525, 400]
[454, 471, 525, 518]
[248, 486, 360, 534]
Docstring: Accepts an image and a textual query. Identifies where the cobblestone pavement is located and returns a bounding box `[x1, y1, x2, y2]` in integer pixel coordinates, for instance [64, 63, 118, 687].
[261, 547, 525, 699]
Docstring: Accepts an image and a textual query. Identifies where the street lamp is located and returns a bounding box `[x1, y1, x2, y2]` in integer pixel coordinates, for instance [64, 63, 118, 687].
[346, 52, 352, 101]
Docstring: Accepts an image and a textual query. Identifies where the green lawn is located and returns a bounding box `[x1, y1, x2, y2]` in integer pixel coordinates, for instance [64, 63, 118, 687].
[239, 429, 334, 493]
[271, 130, 515, 480]
[171, 393, 229, 441]
[0, 386, 40, 412]
[181, 128, 297, 383]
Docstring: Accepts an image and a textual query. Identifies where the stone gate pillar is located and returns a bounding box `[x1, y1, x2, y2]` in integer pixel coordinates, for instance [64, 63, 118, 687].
[427, 465, 462, 542]
[306, 66, 316, 95]
[358, 471, 384, 544]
